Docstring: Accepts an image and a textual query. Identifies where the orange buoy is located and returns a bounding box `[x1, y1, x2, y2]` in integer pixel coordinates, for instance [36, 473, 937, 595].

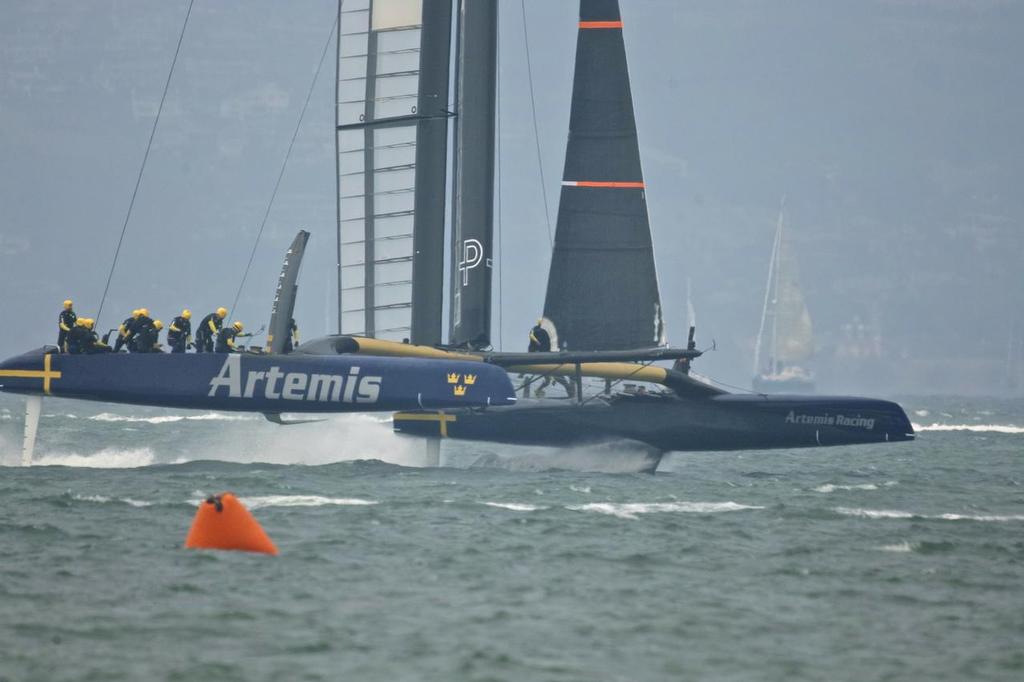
[184, 492, 279, 555]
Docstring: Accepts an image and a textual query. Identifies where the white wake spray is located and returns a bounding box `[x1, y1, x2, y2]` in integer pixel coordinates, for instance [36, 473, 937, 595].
[911, 422, 1024, 434]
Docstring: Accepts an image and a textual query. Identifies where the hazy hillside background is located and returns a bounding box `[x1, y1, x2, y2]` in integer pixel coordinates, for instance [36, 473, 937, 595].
[1, 0, 1021, 395]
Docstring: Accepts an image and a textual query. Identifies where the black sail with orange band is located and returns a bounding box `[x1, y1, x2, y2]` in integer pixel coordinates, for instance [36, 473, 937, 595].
[542, 0, 665, 351]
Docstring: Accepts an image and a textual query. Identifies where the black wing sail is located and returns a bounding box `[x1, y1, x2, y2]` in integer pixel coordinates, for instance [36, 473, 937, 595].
[542, 0, 665, 351]
[336, 0, 452, 344]
[448, 0, 498, 349]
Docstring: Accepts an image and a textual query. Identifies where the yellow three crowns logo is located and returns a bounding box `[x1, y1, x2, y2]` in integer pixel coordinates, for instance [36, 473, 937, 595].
[447, 372, 476, 396]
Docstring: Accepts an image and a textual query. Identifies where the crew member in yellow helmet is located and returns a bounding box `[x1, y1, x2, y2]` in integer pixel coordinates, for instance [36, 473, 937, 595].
[128, 308, 155, 353]
[133, 319, 163, 353]
[195, 307, 227, 353]
[167, 309, 193, 353]
[82, 319, 112, 354]
[66, 316, 89, 354]
[114, 309, 140, 353]
[58, 299, 77, 352]
[215, 321, 245, 353]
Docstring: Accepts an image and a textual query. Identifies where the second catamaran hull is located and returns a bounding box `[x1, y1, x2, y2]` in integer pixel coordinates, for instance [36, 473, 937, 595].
[394, 393, 914, 452]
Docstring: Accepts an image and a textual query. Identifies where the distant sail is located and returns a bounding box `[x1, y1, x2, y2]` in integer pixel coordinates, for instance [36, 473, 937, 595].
[542, 0, 665, 351]
[267, 230, 310, 354]
[336, 0, 452, 344]
[754, 205, 813, 380]
[772, 230, 813, 364]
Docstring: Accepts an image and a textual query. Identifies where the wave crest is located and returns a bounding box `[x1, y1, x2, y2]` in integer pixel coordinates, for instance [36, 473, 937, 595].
[481, 502, 548, 512]
[235, 495, 378, 510]
[32, 448, 157, 468]
[835, 507, 1024, 522]
[567, 501, 763, 520]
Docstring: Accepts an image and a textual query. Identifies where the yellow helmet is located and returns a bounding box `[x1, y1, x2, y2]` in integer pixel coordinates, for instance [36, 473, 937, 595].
[216, 307, 228, 318]
[84, 318, 95, 329]
[75, 318, 87, 327]
[132, 309, 142, 318]
[182, 309, 192, 320]
[63, 299, 73, 309]
[154, 320, 164, 330]
[139, 308, 150, 317]
[233, 321, 244, 332]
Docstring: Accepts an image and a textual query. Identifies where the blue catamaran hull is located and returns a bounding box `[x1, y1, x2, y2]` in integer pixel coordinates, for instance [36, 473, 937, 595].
[394, 392, 914, 452]
[0, 348, 515, 413]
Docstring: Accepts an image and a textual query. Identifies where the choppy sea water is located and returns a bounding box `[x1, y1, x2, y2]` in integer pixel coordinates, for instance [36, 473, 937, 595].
[1, 393, 1022, 681]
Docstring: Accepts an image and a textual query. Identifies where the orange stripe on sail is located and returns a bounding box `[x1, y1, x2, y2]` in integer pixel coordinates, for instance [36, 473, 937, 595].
[578, 21, 623, 29]
[563, 180, 645, 189]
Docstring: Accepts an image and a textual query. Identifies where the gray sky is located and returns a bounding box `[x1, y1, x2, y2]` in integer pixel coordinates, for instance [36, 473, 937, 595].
[1, 0, 1022, 394]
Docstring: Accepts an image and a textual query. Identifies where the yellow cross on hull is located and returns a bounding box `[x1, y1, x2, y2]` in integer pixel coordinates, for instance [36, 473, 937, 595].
[0, 353, 62, 395]
[393, 411, 456, 437]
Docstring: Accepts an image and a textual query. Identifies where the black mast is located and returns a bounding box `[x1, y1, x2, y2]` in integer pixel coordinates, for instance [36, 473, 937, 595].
[542, 0, 665, 351]
[448, 0, 498, 349]
[410, 0, 453, 345]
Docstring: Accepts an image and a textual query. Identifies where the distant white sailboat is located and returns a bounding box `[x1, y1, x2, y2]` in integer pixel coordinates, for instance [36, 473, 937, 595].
[753, 202, 815, 393]
[1006, 317, 1022, 393]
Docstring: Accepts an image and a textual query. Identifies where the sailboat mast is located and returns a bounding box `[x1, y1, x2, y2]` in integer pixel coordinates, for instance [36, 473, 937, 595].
[334, 2, 343, 335]
[769, 209, 785, 373]
[754, 201, 785, 375]
[448, 0, 497, 349]
[410, 0, 455, 345]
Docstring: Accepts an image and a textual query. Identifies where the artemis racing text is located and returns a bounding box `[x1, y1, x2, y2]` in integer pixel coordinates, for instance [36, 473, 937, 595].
[784, 410, 875, 430]
[208, 355, 381, 404]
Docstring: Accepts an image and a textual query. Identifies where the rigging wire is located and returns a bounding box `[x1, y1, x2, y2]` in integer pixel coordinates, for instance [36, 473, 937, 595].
[496, 6, 504, 350]
[520, 0, 553, 248]
[95, 0, 195, 327]
[229, 16, 337, 320]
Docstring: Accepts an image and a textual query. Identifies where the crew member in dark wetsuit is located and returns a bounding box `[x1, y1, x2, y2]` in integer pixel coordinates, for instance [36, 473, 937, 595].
[283, 318, 299, 353]
[81, 319, 112, 354]
[129, 308, 154, 352]
[114, 309, 140, 352]
[525, 319, 574, 398]
[58, 300, 77, 352]
[195, 307, 227, 353]
[133, 319, 163, 353]
[528, 320, 551, 352]
[167, 309, 192, 353]
[215, 321, 244, 353]
[66, 318, 89, 354]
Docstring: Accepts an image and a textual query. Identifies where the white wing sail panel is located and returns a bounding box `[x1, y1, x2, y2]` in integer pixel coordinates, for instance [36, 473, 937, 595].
[337, 0, 449, 343]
